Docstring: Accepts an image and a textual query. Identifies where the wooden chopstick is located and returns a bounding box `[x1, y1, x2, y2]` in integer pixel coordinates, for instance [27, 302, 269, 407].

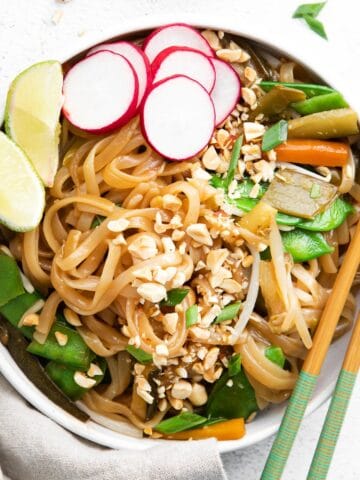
[307, 312, 360, 479]
[261, 220, 360, 480]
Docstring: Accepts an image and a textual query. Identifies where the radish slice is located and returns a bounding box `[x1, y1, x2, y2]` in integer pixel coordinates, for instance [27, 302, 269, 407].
[87, 42, 151, 107]
[210, 58, 241, 126]
[152, 47, 216, 92]
[63, 51, 138, 133]
[144, 23, 214, 63]
[141, 75, 215, 161]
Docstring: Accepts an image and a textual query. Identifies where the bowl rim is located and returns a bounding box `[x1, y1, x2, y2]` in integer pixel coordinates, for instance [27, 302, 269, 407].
[0, 12, 355, 454]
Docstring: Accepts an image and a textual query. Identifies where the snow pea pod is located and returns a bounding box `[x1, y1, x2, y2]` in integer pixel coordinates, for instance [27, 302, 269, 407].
[0, 317, 89, 422]
[45, 357, 106, 401]
[291, 91, 348, 115]
[297, 198, 354, 231]
[28, 322, 95, 370]
[0, 252, 24, 307]
[259, 81, 334, 98]
[0, 291, 41, 339]
[207, 367, 258, 420]
[281, 229, 333, 262]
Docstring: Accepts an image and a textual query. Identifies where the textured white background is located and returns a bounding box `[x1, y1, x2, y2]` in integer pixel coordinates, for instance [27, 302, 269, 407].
[0, 1, 359, 479]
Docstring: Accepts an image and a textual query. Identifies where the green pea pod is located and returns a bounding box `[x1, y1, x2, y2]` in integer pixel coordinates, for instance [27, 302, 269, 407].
[0, 252, 24, 307]
[45, 357, 106, 401]
[207, 368, 258, 420]
[27, 322, 95, 370]
[297, 198, 354, 232]
[259, 81, 334, 98]
[281, 229, 333, 262]
[0, 291, 42, 339]
[291, 91, 348, 116]
[288, 108, 359, 139]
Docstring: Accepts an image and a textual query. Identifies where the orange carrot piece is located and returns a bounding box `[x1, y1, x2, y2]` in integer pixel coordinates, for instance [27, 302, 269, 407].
[275, 139, 349, 166]
[164, 418, 246, 441]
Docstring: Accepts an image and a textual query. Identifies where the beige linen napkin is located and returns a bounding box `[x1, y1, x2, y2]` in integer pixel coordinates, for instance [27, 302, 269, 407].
[0, 376, 227, 480]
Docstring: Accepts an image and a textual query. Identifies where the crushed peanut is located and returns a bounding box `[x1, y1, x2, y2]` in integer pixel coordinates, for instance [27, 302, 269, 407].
[137, 283, 167, 303]
[54, 331, 68, 347]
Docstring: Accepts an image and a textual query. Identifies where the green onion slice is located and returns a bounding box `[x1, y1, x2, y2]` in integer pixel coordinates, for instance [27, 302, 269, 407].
[262, 120, 288, 152]
[228, 353, 242, 377]
[265, 346, 286, 368]
[214, 302, 242, 324]
[224, 135, 243, 189]
[160, 288, 189, 307]
[293, 2, 326, 18]
[126, 345, 153, 364]
[186, 304, 199, 328]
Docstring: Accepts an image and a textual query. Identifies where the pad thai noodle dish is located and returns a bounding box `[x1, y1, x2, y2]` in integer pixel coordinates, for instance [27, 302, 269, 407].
[1, 24, 360, 441]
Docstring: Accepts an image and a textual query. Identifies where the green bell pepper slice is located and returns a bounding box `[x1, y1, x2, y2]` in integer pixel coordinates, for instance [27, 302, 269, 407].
[282, 229, 333, 262]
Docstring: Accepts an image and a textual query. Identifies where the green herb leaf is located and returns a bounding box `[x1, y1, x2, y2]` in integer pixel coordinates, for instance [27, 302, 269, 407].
[262, 120, 288, 152]
[155, 412, 207, 434]
[228, 353, 242, 377]
[91, 215, 105, 228]
[0, 252, 25, 307]
[214, 302, 242, 324]
[160, 288, 189, 307]
[186, 304, 198, 328]
[224, 135, 243, 189]
[293, 2, 326, 18]
[304, 14, 328, 39]
[126, 345, 153, 364]
[310, 183, 321, 199]
[207, 368, 258, 420]
[265, 346, 285, 368]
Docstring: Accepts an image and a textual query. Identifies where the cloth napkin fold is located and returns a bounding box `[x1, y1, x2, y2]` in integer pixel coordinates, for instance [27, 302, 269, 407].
[0, 376, 227, 480]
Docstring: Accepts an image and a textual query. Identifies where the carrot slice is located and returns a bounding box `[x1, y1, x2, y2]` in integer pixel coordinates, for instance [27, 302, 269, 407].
[164, 418, 245, 441]
[275, 139, 349, 166]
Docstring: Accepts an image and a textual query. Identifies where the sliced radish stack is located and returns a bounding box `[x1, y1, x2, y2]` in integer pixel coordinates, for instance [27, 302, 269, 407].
[151, 47, 216, 92]
[63, 51, 138, 133]
[210, 58, 241, 126]
[141, 75, 215, 161]
[87, 41, 151, 108]
[144, 23, 214, 63]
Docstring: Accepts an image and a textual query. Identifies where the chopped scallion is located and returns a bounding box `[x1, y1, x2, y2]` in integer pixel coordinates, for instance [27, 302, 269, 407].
[228, 353, 242, 377]
[262, 120, 288, 152]
[224, 135, 243, 189]
[304, 14, 328, 39]
[186, 304, 198, 328]
[265, 346, 286, 368]
[160, 288, 189, 307]
[214, 302, 242, 324]
[293, 2, 326, 18]
[91, 215, 105, 228]
[126, 345, 153, 364]
[155, 412, 207, 434]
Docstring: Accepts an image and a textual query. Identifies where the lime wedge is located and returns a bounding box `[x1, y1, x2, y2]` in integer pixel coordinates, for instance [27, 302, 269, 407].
[5, 61, 63, 187]
[0, 132, 45, 231]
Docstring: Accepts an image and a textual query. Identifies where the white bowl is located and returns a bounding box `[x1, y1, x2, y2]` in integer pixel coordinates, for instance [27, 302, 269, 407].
[0, 15, 355, 454]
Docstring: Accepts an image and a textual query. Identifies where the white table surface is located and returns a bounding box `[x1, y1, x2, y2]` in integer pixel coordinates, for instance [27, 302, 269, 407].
[1, 1, 359, 478]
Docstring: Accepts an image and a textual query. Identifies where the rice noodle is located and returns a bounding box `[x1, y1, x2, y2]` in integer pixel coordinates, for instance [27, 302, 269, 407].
[231, 246, 260, 342]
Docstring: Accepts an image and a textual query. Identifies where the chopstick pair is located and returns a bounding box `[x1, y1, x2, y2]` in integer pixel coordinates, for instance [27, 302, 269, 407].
[261, 220, 360, 480]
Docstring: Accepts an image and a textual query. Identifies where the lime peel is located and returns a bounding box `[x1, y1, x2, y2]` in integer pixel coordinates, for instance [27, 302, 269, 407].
[0, 132, 45, 232]
[5, 60, 63, 187]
